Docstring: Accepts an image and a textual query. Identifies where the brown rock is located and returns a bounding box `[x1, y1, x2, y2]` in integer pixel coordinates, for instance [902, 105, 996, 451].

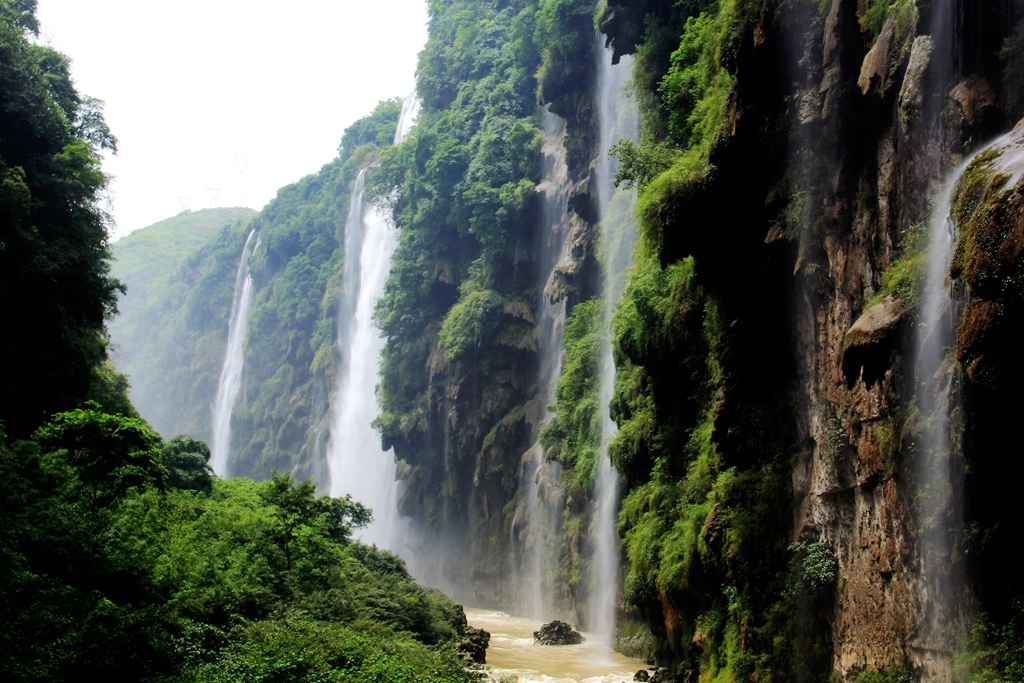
[950, 75, 997, 128]
[898, 35, 933, 123]
[858, 16, 896, 96]
[843, 297, 905, 351]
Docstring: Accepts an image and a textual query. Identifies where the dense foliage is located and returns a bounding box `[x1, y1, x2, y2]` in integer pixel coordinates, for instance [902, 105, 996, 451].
[107, 101, 403, 482]
[0, 407, 481, 682]
[108, 207, 257, 438]
[1, 5, 485, 681]
[369, 0, 568, 593]
[592, 0, 801, 676]
[0, 0, 121, 436]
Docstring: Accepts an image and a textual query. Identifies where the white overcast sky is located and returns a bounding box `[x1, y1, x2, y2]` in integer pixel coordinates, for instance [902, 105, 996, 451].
[35, 0, 429, 239]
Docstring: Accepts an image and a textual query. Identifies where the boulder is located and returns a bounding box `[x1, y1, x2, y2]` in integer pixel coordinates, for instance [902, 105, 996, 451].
[533, 620, 584, 645]
[460, 625, 490, 664]
[843, 297, 905, 351]
[842, 297, 905, 387]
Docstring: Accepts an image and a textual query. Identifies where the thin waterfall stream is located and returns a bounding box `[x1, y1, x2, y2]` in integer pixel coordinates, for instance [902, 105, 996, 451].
[909, 0, 969, 671]
[510, 107, 570, 621]
[914, 162, 967, 661]
[210, 228, 258, 476]
[591, 47, 640, 641]
[327, 95, 419, 550]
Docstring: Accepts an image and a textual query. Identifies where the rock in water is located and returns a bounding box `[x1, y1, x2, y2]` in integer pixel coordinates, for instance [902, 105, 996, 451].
[460, 625, 490, 664]
[532, 620, 584, 645]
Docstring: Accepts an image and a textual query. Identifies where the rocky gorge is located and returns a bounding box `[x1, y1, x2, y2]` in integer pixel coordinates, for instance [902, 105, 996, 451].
[93, 0, 1024, 680]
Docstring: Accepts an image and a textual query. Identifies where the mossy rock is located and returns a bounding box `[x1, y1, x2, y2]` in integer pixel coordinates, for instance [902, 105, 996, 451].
[951, 118, 1024, 385]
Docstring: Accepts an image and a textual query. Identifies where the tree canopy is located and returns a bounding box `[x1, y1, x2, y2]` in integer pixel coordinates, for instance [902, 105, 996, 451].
[0, 0, 121, 435]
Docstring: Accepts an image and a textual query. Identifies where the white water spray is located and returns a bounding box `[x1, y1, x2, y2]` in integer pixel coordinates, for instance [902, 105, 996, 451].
[909, 1, 970, 669]
[327, 95, 418, 548]
[395, 92, 421, 144]
[210, 229, 258, 476]
[590, 48, 640, 641]
[510, 108, 570, 620]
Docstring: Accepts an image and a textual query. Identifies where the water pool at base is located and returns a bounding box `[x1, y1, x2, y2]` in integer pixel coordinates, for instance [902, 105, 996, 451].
[465, 608, 645, 683]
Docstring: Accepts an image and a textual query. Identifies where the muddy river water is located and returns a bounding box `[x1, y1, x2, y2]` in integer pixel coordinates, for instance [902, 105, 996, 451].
[465, 608, 645, 683]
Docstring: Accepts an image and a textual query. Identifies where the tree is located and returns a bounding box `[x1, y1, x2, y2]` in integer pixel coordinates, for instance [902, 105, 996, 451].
[0, 1, 121, 436]
[260, 473, 371, 570]
[161, 435, 213, 494]
[35, 403, 164, 510]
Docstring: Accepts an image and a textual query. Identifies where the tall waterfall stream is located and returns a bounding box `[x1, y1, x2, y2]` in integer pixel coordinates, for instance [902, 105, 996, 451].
[326, 94, 419, 550]
[210, 228, 258, 476]
[509, 108, 570, 620]
[591, 48, 640, 640]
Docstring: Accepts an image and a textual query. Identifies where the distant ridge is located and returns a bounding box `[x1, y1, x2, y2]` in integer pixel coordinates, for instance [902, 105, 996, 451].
[112, 207, 258, 293]
[108, 207, 257, 440]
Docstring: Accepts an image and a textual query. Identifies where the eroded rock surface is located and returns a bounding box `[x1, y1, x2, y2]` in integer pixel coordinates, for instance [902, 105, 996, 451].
[533, 620, 584, 645]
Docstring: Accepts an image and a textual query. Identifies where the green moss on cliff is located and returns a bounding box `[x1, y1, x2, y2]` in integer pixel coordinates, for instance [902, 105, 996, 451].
[537, 298, 603, 614]
[950, 144, 1024, 383]
[371, 0, 556, 594]
[597, 0, 797, 675]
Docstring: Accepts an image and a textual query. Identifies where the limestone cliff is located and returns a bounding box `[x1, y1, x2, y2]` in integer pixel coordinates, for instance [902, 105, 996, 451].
[594, 0, 1023, 678]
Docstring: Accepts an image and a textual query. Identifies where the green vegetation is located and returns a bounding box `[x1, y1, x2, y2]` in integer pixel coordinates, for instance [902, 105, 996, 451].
[964, 608, 1024, 682]
[107, 100, 402, 480]
[111, 207, 257, 293]
[865, 221, 927, 310]
[1, 5, 485, 681]
[859, 0, 917, 41]
[369, 0, 576, 590]
[0, 0, 121, 436]
[0, 407, 482, 682]
[108, 208, 257, 439]
[586, 0, 800, 676]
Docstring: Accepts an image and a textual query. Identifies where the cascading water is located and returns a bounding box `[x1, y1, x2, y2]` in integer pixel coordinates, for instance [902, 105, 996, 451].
[396, 92, 421, 144]
[913, 160, 969, 667]
[327, 95, 419, 548]
[509, 108, 570, 620]
[210, 228, 258, 476]
[590, 47, 640, 641]
[911, 0, 968, 671]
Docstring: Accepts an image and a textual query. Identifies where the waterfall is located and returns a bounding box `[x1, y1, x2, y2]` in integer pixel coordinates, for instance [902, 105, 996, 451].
[912, 159, 973, 672]
[911, 0, 969, 668]
[510, 108, 570, 620]
[327, 94, 418, 549]
[395, 92, 421, 144]
[210, 229, 258, 477]
[590, 47, 640, 641]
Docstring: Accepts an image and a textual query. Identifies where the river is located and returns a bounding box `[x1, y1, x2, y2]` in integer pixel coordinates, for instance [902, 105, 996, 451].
[466, 608, 645, 683]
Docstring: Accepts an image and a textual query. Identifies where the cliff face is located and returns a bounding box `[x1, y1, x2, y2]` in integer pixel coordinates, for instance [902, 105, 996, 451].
[102, 0, 1024, 676]
[790, 0, 1010, 676]
[595, 0, 1022, 678]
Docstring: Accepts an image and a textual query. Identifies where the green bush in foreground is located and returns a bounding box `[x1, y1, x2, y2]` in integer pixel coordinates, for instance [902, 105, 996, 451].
[0, 407, 481, 683]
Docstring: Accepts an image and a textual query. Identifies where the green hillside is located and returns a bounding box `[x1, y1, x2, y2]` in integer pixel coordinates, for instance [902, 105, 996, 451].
[108, 208, 257, 440]
[111, 207, 257, 296]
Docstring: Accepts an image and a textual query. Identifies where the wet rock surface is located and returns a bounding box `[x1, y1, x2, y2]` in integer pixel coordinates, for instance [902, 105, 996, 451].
[460, 625, 490, 664]
[532, 620, 584, 645]
[634, 667, 689, 682]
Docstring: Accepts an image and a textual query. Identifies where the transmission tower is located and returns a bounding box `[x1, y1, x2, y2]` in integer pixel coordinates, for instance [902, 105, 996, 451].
[177, 195, 193, 213]
[206, 186, 222, 208]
